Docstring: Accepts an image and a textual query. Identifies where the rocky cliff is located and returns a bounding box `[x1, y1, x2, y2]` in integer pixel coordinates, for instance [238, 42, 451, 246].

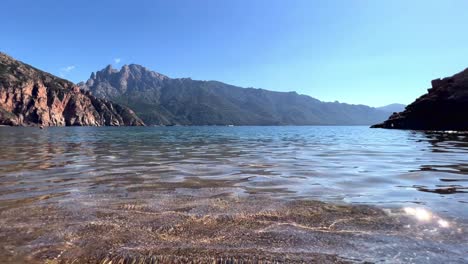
[0, 53, 144, 126]
[79, 64, 390, 126]
[372, 68, 468, 130]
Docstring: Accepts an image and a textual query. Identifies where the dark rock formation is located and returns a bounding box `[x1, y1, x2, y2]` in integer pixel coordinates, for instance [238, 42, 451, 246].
[0, 52, 144, 126]
[372, 68, 468, 130]
[79, 64, 390, 125]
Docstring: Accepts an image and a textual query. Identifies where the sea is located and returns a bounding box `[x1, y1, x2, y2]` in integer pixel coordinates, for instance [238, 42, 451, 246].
[0, 126, 467, 263]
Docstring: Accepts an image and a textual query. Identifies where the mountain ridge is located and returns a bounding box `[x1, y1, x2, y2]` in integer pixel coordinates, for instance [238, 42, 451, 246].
[80, 64, 391, 126]
[377, 103, 406, 113]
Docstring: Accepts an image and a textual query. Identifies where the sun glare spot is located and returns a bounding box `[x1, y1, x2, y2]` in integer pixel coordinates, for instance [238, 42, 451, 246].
[404, 207, 432, 221]
[438, 219, 450, 228]
[403, 207, 452, 229]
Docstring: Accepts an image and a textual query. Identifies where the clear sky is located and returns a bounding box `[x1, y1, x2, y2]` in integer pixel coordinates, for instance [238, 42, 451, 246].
[2, 0, 468, 107]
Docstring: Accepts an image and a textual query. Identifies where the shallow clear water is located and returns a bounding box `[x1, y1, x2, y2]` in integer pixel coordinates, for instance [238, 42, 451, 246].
[0, 126, 467, 263]
[1, 126, 467, 215]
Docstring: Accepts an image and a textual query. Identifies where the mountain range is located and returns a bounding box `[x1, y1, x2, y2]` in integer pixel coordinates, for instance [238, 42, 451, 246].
[0, 52, 403, 127]
[78, 64, 393, 126]
[376, 103, 406, 113]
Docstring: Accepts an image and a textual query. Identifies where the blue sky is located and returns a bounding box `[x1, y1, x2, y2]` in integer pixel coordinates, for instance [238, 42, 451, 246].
[2, 0, 468, 107]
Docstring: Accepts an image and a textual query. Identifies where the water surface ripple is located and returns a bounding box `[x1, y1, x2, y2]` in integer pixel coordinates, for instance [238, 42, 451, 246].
[0, 126, 467, 263]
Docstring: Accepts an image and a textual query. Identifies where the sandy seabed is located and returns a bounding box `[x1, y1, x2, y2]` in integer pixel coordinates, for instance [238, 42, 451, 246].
[0, 187, 467, 264]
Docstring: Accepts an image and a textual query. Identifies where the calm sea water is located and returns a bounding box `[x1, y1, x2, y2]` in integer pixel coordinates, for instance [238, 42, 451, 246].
[1, 126, 467, 215]
[0, 126, 467, 263]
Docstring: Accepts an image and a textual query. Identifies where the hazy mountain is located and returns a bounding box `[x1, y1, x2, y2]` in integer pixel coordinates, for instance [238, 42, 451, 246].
[377, 103, 406, 113]
[373, 67, 468, 130]
[0, 52, 144, 126]
[79, 64, 390, 126]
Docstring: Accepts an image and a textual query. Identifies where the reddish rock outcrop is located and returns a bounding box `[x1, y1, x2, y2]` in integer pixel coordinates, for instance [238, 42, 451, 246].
[372, 67, 468, 130]
[0, 52, 144, 126]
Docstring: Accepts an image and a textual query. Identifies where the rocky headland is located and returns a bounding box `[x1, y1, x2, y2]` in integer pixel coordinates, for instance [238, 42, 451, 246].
[0, 52, 144, 126]
[372, 68, 468, 130]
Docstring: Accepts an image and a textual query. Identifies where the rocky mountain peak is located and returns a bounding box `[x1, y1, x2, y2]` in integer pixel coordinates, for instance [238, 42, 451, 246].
[104, 64, 114, 72]
[120, 64, 130, 73]
[81, 64, 170, 100]
[94, 65, 118, 80]
[93, 64, 168, 82]
[122, 64, 168, 80]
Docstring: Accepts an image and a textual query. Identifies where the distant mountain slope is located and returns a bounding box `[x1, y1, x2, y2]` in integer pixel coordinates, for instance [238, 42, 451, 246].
[0, 53, 144, 126]
[79, 64, 389, 125]
[377, 103, 406, 113]
[372, 67, 468, 130]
